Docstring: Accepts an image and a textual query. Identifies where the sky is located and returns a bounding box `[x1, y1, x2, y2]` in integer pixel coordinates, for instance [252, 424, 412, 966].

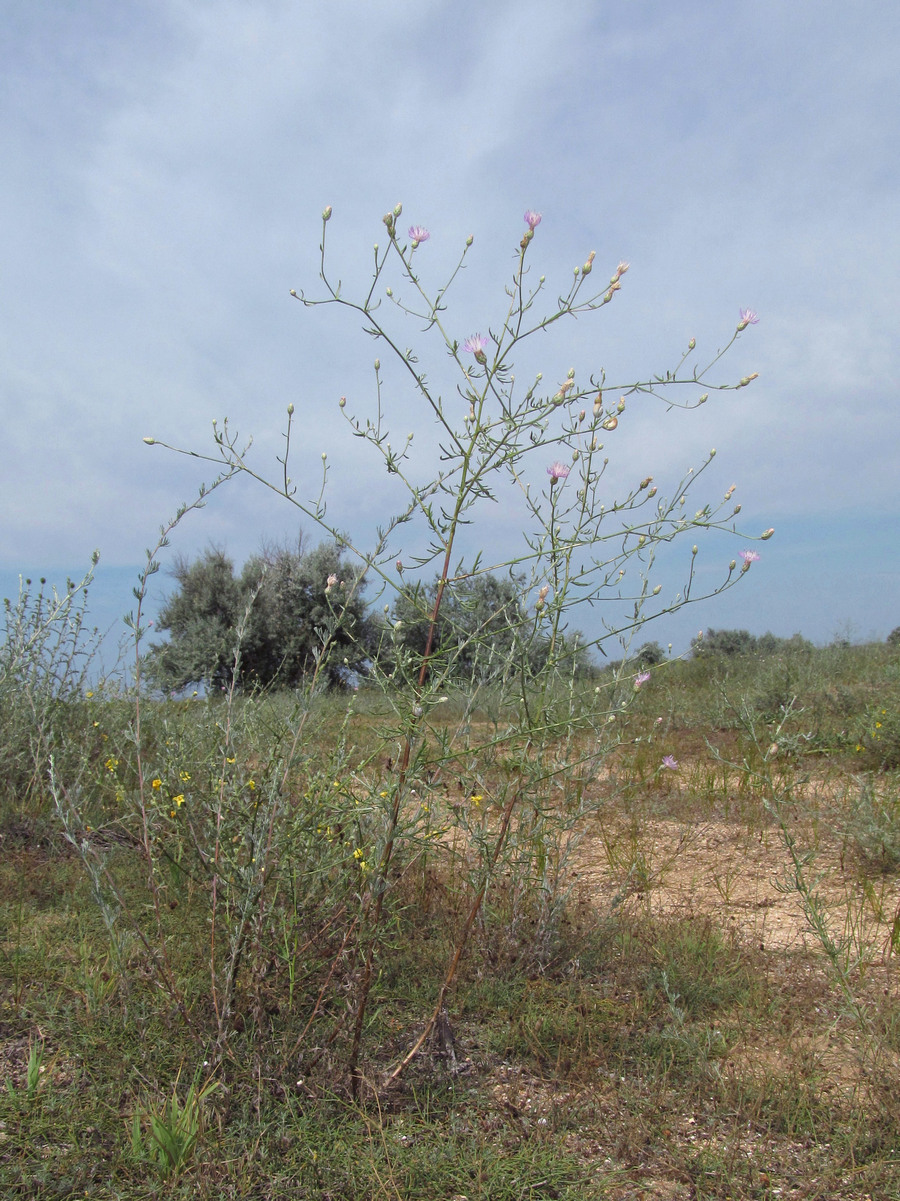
[2, 0, 898, 667]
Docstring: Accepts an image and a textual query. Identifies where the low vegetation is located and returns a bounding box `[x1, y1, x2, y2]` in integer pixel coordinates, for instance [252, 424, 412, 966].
[3, 607, 900, 1198]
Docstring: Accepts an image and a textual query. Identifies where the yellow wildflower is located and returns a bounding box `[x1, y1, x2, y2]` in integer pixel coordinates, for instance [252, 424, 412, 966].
[151, 778, 162, 790]
[173, 794, 185, 807]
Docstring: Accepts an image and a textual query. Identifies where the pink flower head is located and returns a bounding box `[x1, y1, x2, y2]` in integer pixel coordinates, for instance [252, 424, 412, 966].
[408, 225, 430, 246]
[524, 210, 542, 231]
[634, 671, 651, 690]
[737, 308, 759, 331]
[739, 550, 760, 564]
[546, 461, 570, 484]
[662, 755, 679, 771]
[463, 333, 489, 361]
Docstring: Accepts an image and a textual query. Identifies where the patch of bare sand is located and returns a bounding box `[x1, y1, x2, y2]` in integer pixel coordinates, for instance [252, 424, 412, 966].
[571, 816, 900, 959]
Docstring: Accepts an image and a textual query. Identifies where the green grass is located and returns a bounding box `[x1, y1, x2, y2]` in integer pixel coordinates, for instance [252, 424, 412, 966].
[4, 641, 900, 1196]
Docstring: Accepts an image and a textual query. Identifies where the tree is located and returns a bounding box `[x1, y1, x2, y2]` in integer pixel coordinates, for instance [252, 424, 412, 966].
[377, 571, 591, 684]
[143, 539, 374, 692]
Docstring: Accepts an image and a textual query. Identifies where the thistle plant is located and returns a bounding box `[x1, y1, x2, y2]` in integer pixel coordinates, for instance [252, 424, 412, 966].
[131, 205, 768, 1085]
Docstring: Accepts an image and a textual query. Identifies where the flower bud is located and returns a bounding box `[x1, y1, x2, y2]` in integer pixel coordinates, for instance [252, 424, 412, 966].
[593, 393, 603, 417]
[602, 416, 618, 431]
[287, 403, 294, 416]
[466, 235, 473, 246]
[639, 476, 653, 490]
[322, 205, 333, 221]
[648, 486, 657, 498]
[653, 584, 661, 595]
[616, 397, 626, 413]
[729, 560, 736, 571]
[761, 528, 775, 540]
[393, 203, 403, 217]
[386, 287, 393, 296]
[698, 393, 708, 404]
[143, 436, 155, 445]
[692, 545, 698, 556]
[374, 359, 380, 371]
[321, 452, 327, 461]
[688, 337, 696, 351]
[339, 396, 346, 408]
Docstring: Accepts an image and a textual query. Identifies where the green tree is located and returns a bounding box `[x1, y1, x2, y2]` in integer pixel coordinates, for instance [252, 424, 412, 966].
[378, 571, 591, 684]
[144, 540, 373, 692]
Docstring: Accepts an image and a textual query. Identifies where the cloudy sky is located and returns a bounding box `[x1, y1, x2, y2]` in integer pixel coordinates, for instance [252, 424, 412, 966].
[2, 0, 898, 661]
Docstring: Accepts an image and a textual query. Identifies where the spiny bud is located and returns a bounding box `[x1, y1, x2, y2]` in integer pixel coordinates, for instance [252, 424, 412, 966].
[322, 205, 333, 221]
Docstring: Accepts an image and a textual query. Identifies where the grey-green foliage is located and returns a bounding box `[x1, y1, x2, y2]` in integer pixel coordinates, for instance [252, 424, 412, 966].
[0, 557, 101, 810]
[378, 571, 591, 684]
[143, 539, 375, 692]
[691, 627, 813, 659]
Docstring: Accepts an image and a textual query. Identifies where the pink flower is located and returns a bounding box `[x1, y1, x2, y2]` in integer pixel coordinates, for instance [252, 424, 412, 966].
[524, 210, 542, 230]
[634, 671, 651, 690]
[737, 308, 759, 331]
[408, 225, 430, 246]
[739, 550, 760, 564]
[662, 755, 679, 770]
[463, 333, 489, 362]
[546, 461, 570, 483]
